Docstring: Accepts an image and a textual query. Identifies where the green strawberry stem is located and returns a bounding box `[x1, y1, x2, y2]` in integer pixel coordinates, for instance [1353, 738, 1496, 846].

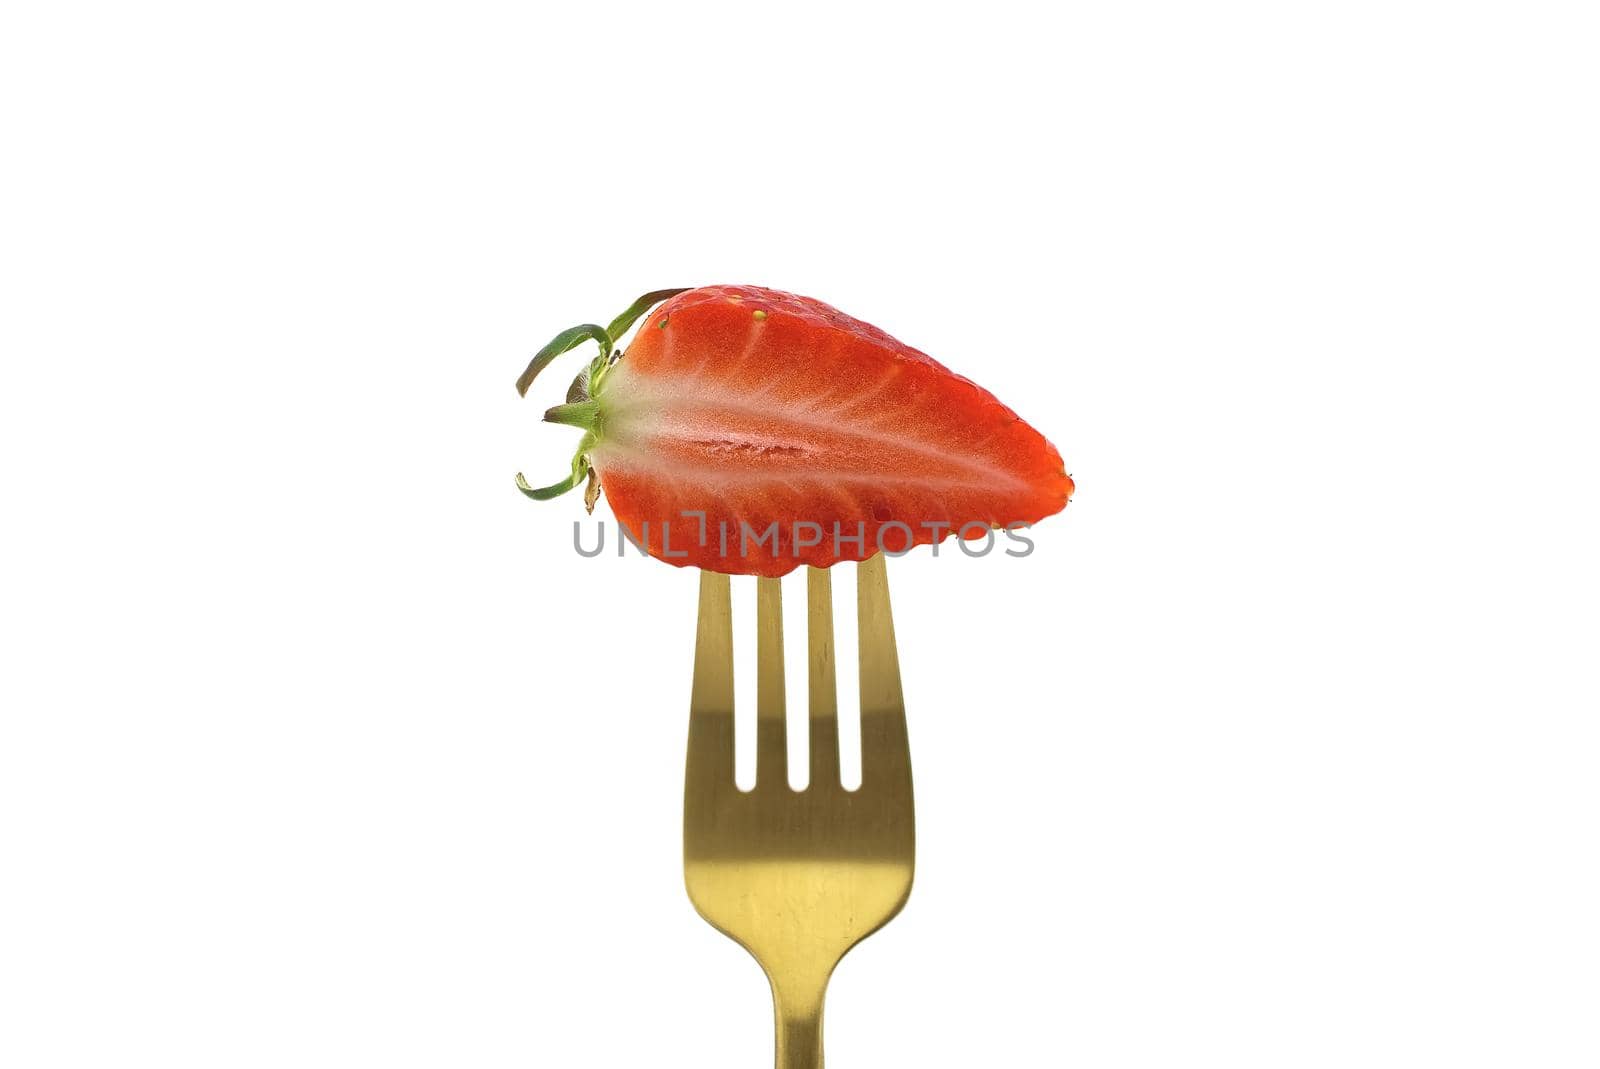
[514, 288, 690, 501]
[543, 400, 599, 430]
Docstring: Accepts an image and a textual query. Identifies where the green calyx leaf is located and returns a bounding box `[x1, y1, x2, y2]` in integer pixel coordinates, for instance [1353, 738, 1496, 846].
[513, 288, 692, 399]
[515, 323, 609, 398]
[565, 363, 593, 404]
[514, 467, 584, 500]
[515, 430, 597, 502]
[603, 287, 692, 342]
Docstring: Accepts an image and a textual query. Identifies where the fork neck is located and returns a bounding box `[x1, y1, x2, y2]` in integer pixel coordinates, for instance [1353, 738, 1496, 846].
[770, 972, 830, 1069]
[776, 1012, 823, 1069]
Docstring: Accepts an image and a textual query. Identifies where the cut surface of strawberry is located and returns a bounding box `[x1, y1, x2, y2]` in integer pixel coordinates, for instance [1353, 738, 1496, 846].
[516, 285, 1072, 576]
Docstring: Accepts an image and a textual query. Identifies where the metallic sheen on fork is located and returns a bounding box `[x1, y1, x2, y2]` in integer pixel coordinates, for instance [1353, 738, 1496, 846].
[684, 555, 915, 1069]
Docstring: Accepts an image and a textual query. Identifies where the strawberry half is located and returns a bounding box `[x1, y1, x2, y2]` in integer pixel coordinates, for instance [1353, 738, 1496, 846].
[515, 285, 1072, 577]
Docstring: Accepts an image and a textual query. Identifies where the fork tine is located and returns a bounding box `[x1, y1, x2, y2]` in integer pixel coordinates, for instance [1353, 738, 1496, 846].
[856, 554, 910, 787]
[806, 566, 840, 787]
[687, 570, 734, 784]
[755, 576, 787, 788]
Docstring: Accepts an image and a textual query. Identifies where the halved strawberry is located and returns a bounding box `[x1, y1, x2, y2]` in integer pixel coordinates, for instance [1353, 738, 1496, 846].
[516, 285, 1072, 577]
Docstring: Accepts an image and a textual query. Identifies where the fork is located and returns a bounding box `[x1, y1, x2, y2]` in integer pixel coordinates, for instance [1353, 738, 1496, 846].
[684, 553, 915, 1069]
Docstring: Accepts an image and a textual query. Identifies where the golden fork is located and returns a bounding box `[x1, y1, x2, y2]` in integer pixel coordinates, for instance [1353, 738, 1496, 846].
[684, 554, 915, 1069]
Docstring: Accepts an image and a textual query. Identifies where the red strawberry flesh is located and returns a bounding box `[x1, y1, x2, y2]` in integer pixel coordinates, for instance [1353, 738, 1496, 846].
[518, 285, 1072, 576]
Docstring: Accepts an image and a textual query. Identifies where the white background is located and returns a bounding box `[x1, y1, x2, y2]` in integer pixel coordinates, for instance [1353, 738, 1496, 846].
[2, 2, 1597, 1066]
